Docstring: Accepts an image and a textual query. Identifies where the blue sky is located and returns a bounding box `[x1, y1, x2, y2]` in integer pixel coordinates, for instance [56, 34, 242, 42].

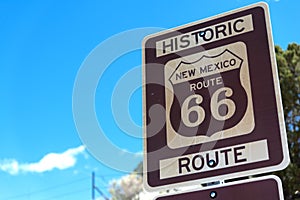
[0, 0, 299, 199]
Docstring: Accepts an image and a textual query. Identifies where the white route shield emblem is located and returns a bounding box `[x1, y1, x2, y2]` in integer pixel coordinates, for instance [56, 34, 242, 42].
[165, 42, 255, 149]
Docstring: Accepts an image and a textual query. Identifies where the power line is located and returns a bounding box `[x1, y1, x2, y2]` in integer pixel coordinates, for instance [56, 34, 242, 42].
[1, 172, 119, 200]
[94, 173, 126, 187]
[40, 187, 90, 200]
[1, 176, 90, 200]
[92, 172, 109, 200]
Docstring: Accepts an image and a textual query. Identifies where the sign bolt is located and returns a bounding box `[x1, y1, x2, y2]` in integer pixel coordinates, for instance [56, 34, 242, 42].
[210, 191, 217, 199]
[208, 160, 216, 167]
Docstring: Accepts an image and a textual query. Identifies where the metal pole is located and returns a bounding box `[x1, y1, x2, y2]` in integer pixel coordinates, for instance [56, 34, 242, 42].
[92, 171, 110, 200]
[92, 171, 95, 200]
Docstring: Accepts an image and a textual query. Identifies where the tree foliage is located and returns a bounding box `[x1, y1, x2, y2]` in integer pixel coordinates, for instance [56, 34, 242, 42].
[109, 173, 143, 200]
[275, 43, 300, 199]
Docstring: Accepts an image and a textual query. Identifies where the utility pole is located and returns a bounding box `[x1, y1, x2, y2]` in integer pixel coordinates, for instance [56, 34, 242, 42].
[92, 171, 109, 200]
[92, 171, 95, 200]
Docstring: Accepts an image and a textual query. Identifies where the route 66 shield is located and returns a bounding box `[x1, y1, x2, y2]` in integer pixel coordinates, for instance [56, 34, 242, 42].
[165, 42, 255, 149]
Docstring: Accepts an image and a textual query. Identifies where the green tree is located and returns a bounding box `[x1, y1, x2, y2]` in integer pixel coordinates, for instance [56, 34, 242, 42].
[275, 43, 300, 199]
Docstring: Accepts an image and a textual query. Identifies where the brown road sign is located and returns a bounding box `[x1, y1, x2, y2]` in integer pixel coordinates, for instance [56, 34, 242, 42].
[143, 2, 289, 191]
[155, 176, 284, 200]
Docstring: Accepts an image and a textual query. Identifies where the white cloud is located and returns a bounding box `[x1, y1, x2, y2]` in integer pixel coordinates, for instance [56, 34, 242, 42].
[119, 149, 143, 158]
[0, 145, 85, 175]
[134, 151, 143, 158]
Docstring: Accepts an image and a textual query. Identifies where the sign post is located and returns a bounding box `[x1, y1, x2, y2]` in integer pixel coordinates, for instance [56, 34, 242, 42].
[155, 176, 284, 200]
[143, 2, 289, 191]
